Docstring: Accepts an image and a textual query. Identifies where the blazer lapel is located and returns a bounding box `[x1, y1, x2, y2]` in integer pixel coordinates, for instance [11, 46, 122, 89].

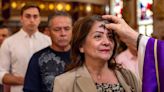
[115, 70, 131, 92]
[75, 65, 97, 92]
[74, 66, 132, 92]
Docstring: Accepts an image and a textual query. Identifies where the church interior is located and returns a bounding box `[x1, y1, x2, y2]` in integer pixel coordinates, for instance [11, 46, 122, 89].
[1, 0, 164, 39]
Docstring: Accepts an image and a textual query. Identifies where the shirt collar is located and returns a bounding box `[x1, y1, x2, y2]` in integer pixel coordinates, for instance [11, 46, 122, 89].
[20, 29, 39, 38]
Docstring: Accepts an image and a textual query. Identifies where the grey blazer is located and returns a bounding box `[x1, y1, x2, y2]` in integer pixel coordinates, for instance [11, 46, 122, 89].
[53, 65, 141, 92]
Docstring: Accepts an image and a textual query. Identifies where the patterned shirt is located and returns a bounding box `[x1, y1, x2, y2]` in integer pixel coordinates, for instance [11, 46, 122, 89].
[23, 46, 71, 92]
[95, 83, 125, 92]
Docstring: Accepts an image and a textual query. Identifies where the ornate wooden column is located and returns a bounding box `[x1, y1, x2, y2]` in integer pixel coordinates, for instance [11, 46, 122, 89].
[122, 0, 137, 30]
[153, 0, 164, 39]
[1, 0, 10, 23]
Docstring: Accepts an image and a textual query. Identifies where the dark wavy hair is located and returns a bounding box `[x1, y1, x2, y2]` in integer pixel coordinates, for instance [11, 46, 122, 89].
[66, 15, 118, 71]
[21, 3, 40, 15]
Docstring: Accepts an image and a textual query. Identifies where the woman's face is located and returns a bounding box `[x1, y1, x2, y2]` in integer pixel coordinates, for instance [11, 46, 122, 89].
[80, 21, 115, 62]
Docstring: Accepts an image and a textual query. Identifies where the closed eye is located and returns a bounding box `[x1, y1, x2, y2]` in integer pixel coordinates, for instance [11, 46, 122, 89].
[94, 34, 102, 40]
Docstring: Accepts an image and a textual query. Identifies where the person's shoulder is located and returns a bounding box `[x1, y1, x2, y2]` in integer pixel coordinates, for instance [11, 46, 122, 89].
[3, 31, 20, 42]
[37, 32, 51, 44]
[115, 67, 135, 81]
[32, 46, 50, 57]
[37, 31, 50, 38]
[117, 49, 129, 57]
[55, 69, 76, 81]
[117, 68, 141, 91]
[29, 47, 50, 66]
[0, 33, 19, 47]
[117, 67, 133, 75]
[115, 49, 130, 62]
[54, 69, 76, 91]
[116, 68, 138, 84]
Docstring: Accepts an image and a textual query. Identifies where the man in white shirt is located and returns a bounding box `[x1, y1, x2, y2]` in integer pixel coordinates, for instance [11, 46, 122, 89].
[0, 4, 51, 92]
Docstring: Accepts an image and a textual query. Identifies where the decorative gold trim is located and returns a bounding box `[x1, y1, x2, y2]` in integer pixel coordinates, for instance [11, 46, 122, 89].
[154, 39, 160, 92]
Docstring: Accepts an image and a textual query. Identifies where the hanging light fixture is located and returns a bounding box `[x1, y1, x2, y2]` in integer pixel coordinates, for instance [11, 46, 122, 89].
[11, 1, 17, 9]
[56, 3, 63, 11]
[49, 3, 55, 10]
[65, 3, 71, 11]
[39, 3, 45, 10]
[86, 4, 92, 12]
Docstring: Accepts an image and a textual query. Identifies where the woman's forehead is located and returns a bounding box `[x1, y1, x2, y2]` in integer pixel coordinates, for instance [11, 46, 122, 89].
[91, 21, 112, 32]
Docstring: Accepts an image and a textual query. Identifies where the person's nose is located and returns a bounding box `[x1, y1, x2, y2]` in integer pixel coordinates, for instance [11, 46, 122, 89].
[60, 29, 66, 36]
[102, 36, 111, 46]
[29, 17, 35, 23]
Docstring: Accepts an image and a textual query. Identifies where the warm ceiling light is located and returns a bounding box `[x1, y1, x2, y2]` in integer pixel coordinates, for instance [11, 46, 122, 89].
[105, 5, 110, 14]
[65, 4, 71, 11]
[11, 2, 17, 9]
[21, 3, 25, 7]
[86, 4, 92, 12]
[49, 3, 54, 10]
[79, 5, 84, 11]
[39, 4, 45, 10]
[56, 3, 63, 11]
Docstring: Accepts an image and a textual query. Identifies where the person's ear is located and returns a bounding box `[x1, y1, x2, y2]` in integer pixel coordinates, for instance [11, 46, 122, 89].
[79, 47, 84, 53]
[20, 16, 23, 24]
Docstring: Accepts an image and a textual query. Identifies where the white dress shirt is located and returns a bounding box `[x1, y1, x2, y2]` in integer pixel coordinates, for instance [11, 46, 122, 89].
[0, 29, 51, 92]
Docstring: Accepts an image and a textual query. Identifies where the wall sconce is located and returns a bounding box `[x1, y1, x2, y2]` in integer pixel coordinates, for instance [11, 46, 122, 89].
[56, 3, 63, 11]
[11, 2, 17, 9]
[21, 2, 25, 8]
[49, 3, 55, 10]
[65, 4, 71, 11]
[39, 3, 45, 10]
[86, 4, 92, 12]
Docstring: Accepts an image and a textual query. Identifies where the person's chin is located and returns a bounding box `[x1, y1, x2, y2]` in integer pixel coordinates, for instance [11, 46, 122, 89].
[59, 43, 68, 47]
[59, 41, 68, 45]
[99, 55, 111, 60]
[28, 28, 36, 31]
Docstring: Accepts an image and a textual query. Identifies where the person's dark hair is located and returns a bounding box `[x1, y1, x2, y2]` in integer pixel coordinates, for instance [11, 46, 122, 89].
[47, 11, 72, 27]
[0, 25, 8, 29]
[66, 15, 118, 71]
[21, 3, 40, 15]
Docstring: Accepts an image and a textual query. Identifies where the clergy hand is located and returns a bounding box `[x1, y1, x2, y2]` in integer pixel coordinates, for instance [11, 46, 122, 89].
[102, 15, 139, 49]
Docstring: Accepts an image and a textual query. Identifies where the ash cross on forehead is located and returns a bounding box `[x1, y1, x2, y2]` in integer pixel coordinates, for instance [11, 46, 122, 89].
[99, 24, 106, 30]
[99, 20, 110, 30]
[99, 20, 114, 35]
